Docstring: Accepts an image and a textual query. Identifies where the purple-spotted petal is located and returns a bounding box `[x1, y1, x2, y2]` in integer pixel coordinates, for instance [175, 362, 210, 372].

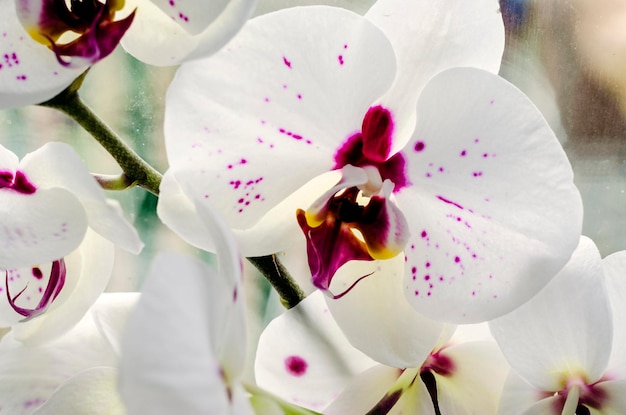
[325, 254, 444, 368]
[0, 0, 85, 109]
[149, 0, 229, 35]
[161, 6, 396, 239]
[121, 0, 256, 66]
[20, 142, 143, 254]
[119, 251, 251, 415]
[366, 0, 505, 148]
[489, 237, 612, 391]
[0, 187, 87, 269]
[255, 291, 376, 412]
[399, 67, 582, 323]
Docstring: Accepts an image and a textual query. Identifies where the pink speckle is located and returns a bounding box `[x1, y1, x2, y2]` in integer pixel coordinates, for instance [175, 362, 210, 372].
[490, 99, 495, 104]
[283, 56, 292, 68]
[338, 55, 344, 65]
[474, 138, 480, 143]
[472, 171, 483, 177]
[343, 44, 348, 49]
[297, 93, 302, 100]
[285, 355, 308, 376]
[414, 141, 425, 152]
[178, 12, 189, 22]
[264, 97, 270, 103]
[483, 153, 488, 158]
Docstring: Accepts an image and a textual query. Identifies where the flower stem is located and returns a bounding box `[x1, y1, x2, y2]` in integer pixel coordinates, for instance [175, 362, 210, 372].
[247, 254, 306, 309]
[40, 73, 162, 195]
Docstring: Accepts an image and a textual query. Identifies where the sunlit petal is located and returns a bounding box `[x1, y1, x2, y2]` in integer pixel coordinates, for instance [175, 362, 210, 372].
[400, 68, 582, 322]
[162, 6, 396, 237]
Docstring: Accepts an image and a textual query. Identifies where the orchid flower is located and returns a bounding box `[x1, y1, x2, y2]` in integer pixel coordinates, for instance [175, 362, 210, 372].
[158, 1, 582, 364]
[0, 292, 138, 414]
[0, 0, 257, 109]
[490, 236, 626, 415]
[0, 141, 142, 341]
[0, 0, 131, 108]
[256, 290, 508, 414]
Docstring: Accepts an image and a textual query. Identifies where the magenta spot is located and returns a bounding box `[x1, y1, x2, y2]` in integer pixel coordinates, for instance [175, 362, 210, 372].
[283, 56, 292, 68]
[411, 266, 416, 274]
[472, 171, 483, 177]
[343, 44, 348, 49]
[483, 153, 488, 158]
[454, 256, 460, 263]
[338, 55, 344, 65]
[425, 262, 430, 268]
[264, 97, 269, 103]
[460, 150, 466, 157]
[297, 93, 302, 100]
[421, 230, 428, 238]
[424, 275, 430, 281]
[32, 267, 43, 279]
[240, 158, 247, 164]
[414, 141, 425, 152]
[437, 195, 464, 210]
[284, 355, 308, 376]
[474, 138, 480, 143]
[169, 0, 174, 5]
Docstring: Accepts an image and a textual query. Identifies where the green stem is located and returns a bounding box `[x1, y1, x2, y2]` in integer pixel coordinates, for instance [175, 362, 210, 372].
[247, 254, 306, 309]
[40, 74, 162, 195]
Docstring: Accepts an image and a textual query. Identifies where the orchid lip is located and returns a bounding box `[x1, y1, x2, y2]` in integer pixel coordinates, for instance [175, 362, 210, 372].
[6, 258, 67, 321]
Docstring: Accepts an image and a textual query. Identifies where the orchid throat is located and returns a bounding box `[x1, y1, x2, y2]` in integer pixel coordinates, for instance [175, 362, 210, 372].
[297, 106, 410, 298]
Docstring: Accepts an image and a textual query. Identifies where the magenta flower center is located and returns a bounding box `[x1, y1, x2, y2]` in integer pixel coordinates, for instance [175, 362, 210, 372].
[298, 106, 410, 297]
[24, 0, 135, 65]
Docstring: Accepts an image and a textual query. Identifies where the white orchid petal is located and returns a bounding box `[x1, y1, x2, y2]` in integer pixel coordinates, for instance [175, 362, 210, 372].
[0, 187, 86, 269]
[32, 367, 124, 415]
[162, 6, 396, 234]
[325, 254, 444, 368]
[498, 371, 559, 415]
[122, 0, 256, 65]
[148, 0, 229, 35]
[367, 0, 505, 146]
[0, 0, 84, 109]
[21, 142, 143, 254]
[602, 251, 626, 377]
[255, 0, 376, 15]
[490, 237, 612, 391]
[434, 342, 509, 415]
[0, 293, 135, 413]
[119, 252, 247, 415]
[255, 291, 376, 412]
[400, 68, 582, 323]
